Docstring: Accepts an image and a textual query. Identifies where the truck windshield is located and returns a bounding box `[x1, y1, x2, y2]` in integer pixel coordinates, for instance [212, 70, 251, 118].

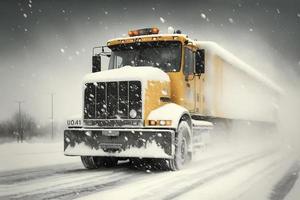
[108, 41, 181, 72]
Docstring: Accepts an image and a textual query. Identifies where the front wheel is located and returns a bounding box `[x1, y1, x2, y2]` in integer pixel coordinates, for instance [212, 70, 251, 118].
[81, 156, 118, 169]
[168, 121, 191, 171]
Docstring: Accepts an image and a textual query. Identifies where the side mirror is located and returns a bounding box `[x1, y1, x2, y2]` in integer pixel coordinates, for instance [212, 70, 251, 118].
[195, 49, 205, 74]
[92, 55, 101, 73]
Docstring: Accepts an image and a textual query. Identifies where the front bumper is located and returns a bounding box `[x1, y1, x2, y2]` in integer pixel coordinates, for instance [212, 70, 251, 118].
[64, 128, 175, 159]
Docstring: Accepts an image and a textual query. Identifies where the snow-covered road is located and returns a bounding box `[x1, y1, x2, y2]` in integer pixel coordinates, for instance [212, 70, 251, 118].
[0, 140, 298, 200]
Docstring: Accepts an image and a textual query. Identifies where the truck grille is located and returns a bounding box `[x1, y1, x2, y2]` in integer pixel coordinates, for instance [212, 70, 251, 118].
[84, 81, 142, 121]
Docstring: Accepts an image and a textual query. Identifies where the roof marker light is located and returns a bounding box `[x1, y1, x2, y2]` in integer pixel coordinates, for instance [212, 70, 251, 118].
[128, 27, 160, 37]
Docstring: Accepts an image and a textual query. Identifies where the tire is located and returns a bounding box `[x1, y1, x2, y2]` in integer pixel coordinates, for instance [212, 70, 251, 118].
[168, 121, 191, 171]
[154, 158, 170, 170]
[81, 156, 118, 169]
[81, 156, 101, 169]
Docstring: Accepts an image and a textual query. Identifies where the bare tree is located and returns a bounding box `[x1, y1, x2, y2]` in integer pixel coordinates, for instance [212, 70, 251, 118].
[0, 112, 38, 142]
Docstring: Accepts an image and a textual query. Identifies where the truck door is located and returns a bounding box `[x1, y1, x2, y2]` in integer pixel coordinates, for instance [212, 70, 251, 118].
[183, 47, 196, 112]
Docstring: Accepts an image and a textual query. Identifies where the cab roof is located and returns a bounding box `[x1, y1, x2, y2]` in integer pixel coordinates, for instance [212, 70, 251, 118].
[106, 34, 190, 47]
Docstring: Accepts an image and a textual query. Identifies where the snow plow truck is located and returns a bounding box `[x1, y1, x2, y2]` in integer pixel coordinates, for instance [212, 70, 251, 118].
[64, 27, 282, 170]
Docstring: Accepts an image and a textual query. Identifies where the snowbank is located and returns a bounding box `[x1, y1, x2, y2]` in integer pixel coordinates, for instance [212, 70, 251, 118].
[0, 142, 78, 172]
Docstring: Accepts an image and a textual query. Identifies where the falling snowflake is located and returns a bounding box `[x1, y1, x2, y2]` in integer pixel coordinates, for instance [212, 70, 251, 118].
[228, 18, 234, 23]
[200, 13, 206, 19]
[276, 9, 280, 14]
[167, 26, 174, 34]
[297, 13, 300, 18]
[160, 17, 165, 23]
[24, 28, 28, 32]
[28, 4, 32, 8]
[152, 7, 155, 11]
[104, 11, 108, 15]
[75, 51, 80, 55]
[23, 13, 27, 18]
[60, 48, 65, 53]
[249, 28, 253, 32]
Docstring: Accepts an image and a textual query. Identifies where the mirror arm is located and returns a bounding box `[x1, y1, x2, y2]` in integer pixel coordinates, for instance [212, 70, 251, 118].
[185, 75, 189, 82]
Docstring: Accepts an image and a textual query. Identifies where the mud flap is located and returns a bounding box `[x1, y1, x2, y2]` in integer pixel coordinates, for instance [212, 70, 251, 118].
[64, 129, 175, 159]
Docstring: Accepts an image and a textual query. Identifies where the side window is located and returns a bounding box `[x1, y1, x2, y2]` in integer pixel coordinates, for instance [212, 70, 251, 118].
[116, 56, 123, 68]
[109, 53, 123, 69]
[184, 47, 195, 75]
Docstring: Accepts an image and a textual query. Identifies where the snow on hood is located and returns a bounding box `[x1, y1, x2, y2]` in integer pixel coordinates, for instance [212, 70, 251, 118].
[83, 66, 170, 84]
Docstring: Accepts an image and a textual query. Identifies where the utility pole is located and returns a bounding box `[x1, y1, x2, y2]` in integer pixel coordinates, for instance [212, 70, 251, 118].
[51, 93, 54, 140]
[15, 101, 24, 143]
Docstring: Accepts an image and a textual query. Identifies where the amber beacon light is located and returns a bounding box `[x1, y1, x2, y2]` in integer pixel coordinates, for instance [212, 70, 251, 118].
[128, 27, 160, 37]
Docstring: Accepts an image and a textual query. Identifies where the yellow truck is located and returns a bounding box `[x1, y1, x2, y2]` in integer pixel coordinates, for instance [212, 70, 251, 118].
[64, 28, 282, 170]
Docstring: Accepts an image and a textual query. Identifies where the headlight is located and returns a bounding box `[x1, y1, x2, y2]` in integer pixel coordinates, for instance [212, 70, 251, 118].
[149, 120, 157, 125]
[148, 120, 172, 126]
[159, 120, 166, 126]
[159, 120, 172, 126]
[129, 109, 137, 119]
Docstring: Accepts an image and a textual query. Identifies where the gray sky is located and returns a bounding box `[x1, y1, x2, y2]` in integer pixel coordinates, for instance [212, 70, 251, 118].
[0, 0, 299, 124]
